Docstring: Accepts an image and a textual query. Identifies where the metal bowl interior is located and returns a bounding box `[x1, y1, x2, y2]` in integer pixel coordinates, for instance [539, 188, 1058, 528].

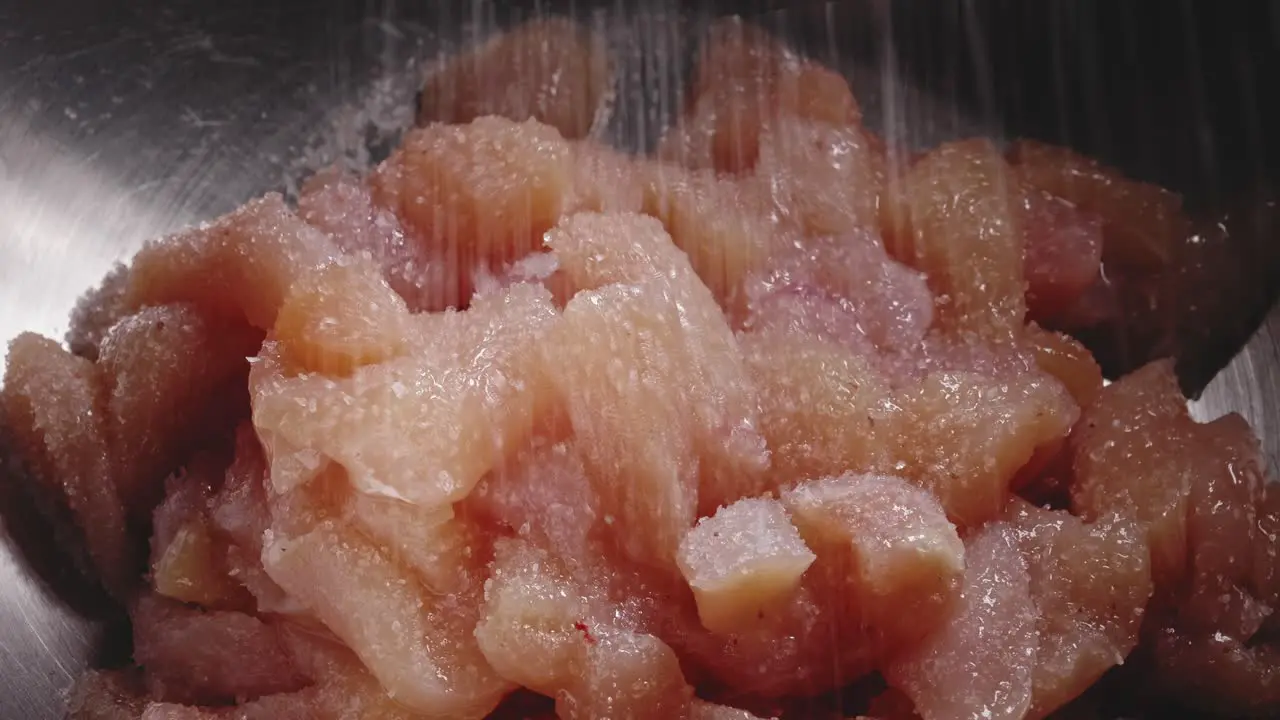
[0, 1, 1277, 717]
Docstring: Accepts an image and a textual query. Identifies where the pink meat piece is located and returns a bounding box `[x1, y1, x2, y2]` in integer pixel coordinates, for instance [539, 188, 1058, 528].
[1020, 188, 1105, 323]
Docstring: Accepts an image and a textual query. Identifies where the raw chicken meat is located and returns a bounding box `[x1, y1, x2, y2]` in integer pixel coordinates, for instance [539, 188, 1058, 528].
[417, 18, 614, 141]
[884, 523, 1039, 720]
[17, 15, 1279, 720]
[676, 497, 816, 635]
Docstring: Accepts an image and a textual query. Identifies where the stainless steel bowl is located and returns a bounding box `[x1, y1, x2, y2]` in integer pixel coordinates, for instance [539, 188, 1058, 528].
[1, 1, 1277, 717]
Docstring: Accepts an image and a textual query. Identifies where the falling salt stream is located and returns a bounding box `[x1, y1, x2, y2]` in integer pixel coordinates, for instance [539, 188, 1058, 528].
[1, 2, 1279, 719]
[276, 4, 1261, 458]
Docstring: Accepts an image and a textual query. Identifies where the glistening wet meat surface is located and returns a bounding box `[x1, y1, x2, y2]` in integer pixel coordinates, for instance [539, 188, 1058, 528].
[5, 14, 1279, 720]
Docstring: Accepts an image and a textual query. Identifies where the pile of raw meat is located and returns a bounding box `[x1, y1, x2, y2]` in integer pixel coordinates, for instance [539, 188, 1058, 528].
[4, 17, 1279, 720]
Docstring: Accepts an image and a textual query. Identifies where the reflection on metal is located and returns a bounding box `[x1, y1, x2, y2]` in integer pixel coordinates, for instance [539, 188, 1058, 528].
[1191, 306, 1280, 479]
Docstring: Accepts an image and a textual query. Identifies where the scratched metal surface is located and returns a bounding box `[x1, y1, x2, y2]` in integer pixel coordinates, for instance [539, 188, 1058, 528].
[0, 1, 1278, 718]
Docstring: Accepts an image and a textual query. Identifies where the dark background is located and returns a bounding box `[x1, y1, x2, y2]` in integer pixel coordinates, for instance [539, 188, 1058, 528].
[3, 1, 1278, 196]
[2, 0, 1278, 196]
